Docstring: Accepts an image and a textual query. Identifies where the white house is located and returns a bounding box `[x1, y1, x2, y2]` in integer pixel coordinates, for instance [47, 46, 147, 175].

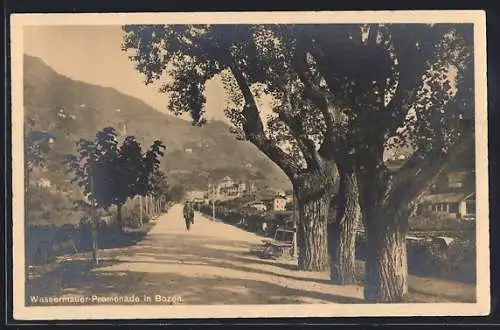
[419, 192, 475, 220]
[272, 196, 288, 211]
[250, 203, 267, 212]
[36, 178, 52, 188]
[219, 176, 234, 188]
[214, 177, 249, 200]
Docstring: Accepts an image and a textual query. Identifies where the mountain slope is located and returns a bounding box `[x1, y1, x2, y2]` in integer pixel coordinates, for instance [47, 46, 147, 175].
[23, 54, 291, 192]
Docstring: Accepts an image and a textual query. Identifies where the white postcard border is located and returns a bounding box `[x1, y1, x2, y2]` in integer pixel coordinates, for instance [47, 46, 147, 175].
[10, 10, 489, 320]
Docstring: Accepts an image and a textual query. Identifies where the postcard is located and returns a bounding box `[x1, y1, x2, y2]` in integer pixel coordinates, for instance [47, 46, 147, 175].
[10, 10, 489, 320]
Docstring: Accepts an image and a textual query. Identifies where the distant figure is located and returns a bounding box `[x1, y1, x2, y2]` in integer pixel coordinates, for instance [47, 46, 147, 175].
[183, 201, 195, 231]
[261, 222, 267, 235]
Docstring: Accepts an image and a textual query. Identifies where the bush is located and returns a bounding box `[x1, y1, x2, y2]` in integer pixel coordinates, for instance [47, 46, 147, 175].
[26, 223, 81, 264]
[142, 214, 151, 224]
[442, 239, 476, 283]
[407, 238, 476, 284]
[409, 215, 475, 232]
[26, 186, 82, 226]
[121, 206, 143, 228]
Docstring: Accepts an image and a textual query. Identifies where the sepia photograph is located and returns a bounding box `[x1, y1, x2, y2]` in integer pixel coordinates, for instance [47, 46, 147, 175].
[11, 11, 489, 320]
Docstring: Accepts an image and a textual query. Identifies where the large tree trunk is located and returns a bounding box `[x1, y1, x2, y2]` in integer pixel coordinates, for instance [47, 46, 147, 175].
[296, 194, 331, 271]
[330, 167, 360, 285]
[363, 211, 408, 303]
[293, 161, 337, 272]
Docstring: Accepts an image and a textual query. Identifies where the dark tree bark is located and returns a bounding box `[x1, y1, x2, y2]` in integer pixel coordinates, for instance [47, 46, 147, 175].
[355, 143, 411, 303]
[330, 163, 360, 285]
[294, 164, 337, 271]
[297, 193, 331, 271]
[363, 208, 409, 302]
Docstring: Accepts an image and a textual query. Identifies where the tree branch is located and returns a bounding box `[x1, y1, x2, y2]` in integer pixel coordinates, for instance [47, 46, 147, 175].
[292, 40, 336, 143]
[274, 102, 322, 170]
[367, 24, 379, 46]
[384, 25, 447, 140]
[384, 75, 420, 140]
[229, 63, 299, 180]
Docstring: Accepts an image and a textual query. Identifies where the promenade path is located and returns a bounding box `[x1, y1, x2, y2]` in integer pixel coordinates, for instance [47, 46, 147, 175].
[55, 204, 475, 305]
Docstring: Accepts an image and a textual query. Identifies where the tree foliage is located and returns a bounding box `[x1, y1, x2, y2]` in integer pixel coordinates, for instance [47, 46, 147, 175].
[65, 127, 167, 212]
[121, 22, 474, 216]
[25, 117, 55, 172]
[150, 169, 170, 200]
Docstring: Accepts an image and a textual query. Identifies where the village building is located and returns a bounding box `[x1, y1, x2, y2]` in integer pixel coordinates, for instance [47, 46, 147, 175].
[273, 196, 287, 211]
[258, 195, 288, 212]
[250, 202, 267, 212]
[237, 181, 246, 195]
[211, 176, 252, 201]
[413, 127, 476, 221]
[418, 164, 475, 220]
[35, 178, 52, 188]
[419, 192, 475, 220]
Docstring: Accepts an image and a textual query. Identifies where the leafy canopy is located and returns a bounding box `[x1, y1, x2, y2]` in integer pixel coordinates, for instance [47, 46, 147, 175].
[65, 127, 166, 210]
[121, 23, 474, 189]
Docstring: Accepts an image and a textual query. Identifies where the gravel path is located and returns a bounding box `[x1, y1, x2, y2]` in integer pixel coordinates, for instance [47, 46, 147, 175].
[46, 204, 474, 305]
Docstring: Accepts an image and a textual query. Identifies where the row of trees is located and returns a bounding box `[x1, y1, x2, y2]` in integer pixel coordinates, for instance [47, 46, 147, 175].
[65, 127, 168, 228]
[121, 23, 474, 302]
[64, 127, 168, 263]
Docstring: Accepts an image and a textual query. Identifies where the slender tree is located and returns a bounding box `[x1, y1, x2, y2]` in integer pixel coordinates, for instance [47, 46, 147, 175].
[151, 169, 170, 213]
[66, 127, 166, 229]
[114, 136, 143, 227]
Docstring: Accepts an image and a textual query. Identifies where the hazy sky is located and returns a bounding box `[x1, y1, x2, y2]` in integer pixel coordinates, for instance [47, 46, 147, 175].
[23, 25, 233, 122]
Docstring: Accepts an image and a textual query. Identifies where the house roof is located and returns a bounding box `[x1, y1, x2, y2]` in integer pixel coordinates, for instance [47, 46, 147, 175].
[420, 192, 475, 204]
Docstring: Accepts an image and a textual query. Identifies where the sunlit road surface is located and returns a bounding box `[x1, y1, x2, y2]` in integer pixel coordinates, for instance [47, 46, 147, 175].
[56, 204, 474, 305]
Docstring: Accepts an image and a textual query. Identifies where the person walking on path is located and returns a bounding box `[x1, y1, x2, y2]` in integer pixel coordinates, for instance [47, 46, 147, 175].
[183, 201, 195, 231]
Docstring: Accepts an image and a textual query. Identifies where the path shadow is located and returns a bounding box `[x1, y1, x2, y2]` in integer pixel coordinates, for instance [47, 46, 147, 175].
[30, 269, 364, 305]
